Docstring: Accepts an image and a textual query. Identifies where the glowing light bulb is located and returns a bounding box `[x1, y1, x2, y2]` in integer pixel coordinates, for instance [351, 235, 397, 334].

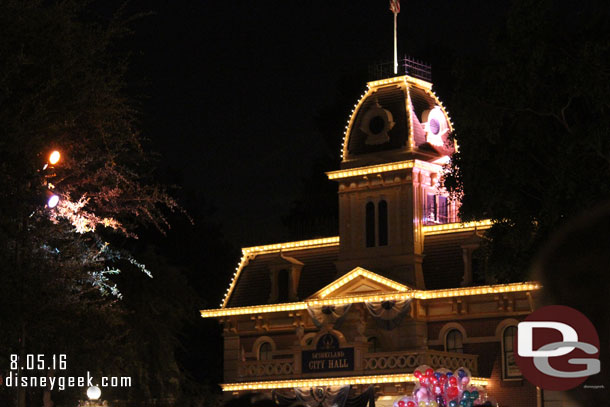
[49, 151, 61, 165]
[87, 386, 101, 400]
[48, 194, 60, 208]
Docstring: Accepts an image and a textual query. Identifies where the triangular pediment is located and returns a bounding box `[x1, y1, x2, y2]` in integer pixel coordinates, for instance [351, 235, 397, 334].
[309, 267, 411, 299]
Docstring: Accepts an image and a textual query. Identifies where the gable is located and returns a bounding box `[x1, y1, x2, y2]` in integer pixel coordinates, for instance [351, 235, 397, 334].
[309, 267, 411, 300]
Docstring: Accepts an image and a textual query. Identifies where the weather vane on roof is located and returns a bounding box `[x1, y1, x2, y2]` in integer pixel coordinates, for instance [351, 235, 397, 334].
[389, 0, 400, 74]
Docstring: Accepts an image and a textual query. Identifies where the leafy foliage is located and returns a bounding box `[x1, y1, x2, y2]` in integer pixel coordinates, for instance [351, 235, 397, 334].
[444, 0, 610, 281]
[0, 1, 202, 406]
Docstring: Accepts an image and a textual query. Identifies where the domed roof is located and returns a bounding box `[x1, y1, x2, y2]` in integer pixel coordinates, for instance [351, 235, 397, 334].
[341, 75, 455, 169]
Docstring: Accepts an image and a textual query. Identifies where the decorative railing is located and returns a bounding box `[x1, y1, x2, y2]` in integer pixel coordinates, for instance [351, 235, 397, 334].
[239, 359, 294, 379]
[364, 350, 478, 376]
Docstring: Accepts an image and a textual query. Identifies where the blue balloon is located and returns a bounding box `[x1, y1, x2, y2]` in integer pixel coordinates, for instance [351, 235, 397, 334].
[434, 372, 442, 380]
[457, 369, 466, 379]
[446, 372, 454, 378]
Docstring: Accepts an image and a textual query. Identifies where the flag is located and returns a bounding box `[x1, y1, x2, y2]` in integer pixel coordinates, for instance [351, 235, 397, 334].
[389, 0, 400, 14]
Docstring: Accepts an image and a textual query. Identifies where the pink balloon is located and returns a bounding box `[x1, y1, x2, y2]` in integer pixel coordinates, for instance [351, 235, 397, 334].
[416, 388, 429, 401]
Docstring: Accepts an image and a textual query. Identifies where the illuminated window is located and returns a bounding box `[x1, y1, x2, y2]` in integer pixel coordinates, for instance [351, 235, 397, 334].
[365, 202, 375, 247]
[502, 326, 521, 379]
[445, 329, 463, 353]
[258, 342, 273, 361]
[367, 337, 380, 353]
[425, 194, 437, 224]
[438, 196, 448, 223]
[378, 200, 388, 246]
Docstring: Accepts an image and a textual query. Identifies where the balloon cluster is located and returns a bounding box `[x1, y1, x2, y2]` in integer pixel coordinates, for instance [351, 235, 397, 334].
[406, 366, 483, 407]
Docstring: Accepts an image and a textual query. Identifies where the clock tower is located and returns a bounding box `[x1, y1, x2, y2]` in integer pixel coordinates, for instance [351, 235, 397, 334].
[327, 66, 457, 289]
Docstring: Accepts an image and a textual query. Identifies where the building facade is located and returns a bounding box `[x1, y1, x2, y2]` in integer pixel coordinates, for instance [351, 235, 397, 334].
[201, 73, 544, 406]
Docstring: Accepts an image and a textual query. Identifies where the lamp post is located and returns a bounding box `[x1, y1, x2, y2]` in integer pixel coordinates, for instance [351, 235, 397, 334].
[49, 150, 61, 165]
[43, 149, 61, 208]
[79, 386, 107, 407]
[87, 386, 101, 401]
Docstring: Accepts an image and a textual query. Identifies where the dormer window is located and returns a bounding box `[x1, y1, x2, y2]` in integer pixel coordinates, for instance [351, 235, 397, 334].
[365, 200, 389, 248]
[277, 269, 290, 302]
[268, 253, 303, 303]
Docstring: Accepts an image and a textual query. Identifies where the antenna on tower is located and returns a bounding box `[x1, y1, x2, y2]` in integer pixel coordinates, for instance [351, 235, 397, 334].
[389, 0, 401, 74]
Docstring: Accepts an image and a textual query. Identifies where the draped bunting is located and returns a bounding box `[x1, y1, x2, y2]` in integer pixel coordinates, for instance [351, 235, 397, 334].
[273, 386, 375, 407]
[307, 304, 352, 329]
[365, 299, 412, 330]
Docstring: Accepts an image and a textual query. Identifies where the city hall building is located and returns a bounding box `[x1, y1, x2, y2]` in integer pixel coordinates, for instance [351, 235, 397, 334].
[200, 65, 544, 406]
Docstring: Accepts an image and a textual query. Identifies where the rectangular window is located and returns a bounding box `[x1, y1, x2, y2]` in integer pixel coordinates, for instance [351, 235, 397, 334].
[438, 195, 448, 223]
[425, 194, 437, 224]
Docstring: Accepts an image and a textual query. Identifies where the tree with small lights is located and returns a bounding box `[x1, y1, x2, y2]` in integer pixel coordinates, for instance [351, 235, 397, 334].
[0, 1, 185, 406]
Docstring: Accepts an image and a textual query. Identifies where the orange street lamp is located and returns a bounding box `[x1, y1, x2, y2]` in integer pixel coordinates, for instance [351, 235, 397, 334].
[49, 150, 61, 165]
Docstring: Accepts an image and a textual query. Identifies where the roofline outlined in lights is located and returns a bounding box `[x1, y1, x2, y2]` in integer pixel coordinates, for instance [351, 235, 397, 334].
[206, 281, 541, 318]
[221, 372, 489, 392]
[219, 221, 494, 307]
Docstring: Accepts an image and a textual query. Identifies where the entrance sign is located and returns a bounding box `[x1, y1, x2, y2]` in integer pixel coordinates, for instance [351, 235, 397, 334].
[302, 333, 354, 373]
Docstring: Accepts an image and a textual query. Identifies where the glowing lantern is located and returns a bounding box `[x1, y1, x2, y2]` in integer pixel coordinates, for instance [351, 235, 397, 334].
[47, 194, 60, 208]
[86, 386, 101, 400]
[49, 150, 61, 165]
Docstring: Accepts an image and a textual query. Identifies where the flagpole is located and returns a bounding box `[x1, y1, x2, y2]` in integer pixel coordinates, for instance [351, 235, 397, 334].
[393, 12, 398, 74]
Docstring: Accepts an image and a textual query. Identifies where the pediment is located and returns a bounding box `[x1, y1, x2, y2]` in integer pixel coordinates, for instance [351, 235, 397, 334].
[309, 267, 411, 299]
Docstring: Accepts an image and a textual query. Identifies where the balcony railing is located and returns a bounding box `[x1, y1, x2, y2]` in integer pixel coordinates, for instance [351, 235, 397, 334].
[239, 359, 295, 379]
[364, 350, 477, 375]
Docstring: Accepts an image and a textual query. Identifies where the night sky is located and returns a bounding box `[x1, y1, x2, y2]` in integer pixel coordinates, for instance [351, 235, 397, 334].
[123, 0, 509, 247]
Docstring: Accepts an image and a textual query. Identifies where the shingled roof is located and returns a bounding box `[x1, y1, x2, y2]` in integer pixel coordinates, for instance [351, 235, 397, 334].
[224, 230, 479, 308]
[423, 231, 473, 289]
[225, 245, 339, 308]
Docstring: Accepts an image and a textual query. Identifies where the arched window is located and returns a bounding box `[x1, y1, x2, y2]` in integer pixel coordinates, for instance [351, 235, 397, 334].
[277, 269, 289, 302]
[365, 202, 375, 247]
[367, 337, 380, 353]
[445, 329, 464, 353]
[502, 326, 520, 379]
[258, 341, 273, 361]
[378, 200, 388, 246]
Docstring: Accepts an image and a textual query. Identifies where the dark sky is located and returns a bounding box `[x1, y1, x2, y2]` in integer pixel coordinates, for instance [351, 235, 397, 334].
[124, 0, 509, 247]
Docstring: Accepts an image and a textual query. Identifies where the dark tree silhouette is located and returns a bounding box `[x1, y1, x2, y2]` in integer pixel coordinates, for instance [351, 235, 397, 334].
[444, 0, 610, 282]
